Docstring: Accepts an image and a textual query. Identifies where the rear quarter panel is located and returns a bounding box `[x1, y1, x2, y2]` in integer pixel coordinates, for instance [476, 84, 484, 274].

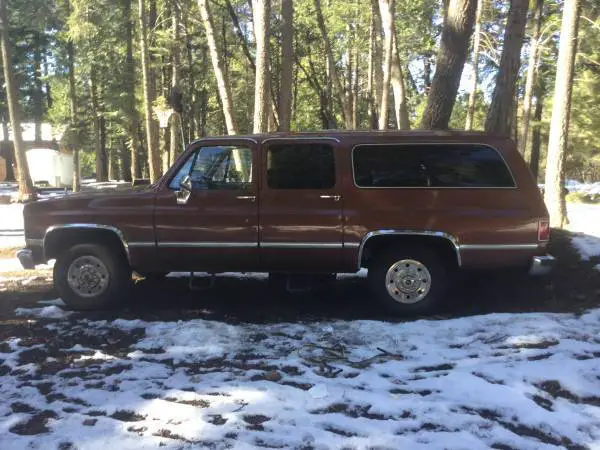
[341, 135, 546, 270]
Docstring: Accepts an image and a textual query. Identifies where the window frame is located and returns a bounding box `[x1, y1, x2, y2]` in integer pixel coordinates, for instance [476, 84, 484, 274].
[167, 144, 254, 191]
[263, 138, 340, 191]
[351, 142, 517, 190]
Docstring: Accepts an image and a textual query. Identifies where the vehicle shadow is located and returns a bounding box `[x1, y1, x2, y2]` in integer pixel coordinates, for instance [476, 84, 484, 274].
[107, 230, 599, 324]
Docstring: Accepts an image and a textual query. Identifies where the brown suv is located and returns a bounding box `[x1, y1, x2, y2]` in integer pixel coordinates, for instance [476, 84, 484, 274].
[17, 131, 554, 314]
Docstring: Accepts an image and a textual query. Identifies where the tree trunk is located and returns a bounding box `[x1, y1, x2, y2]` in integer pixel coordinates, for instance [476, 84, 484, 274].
[139, 0, 161, 182]
[391, 32, 410, 130]
[278, 0, 293, 131]
[529, 80, 544, 179]
[314, 0, 353, 128]
[198, 0, 238, 134]
[169, 0, 183, 166]
[67, 37, 80, 192]
[544, 0, 582, 228]
[33, 33, 43, 142]
[122, 0, 136, 181]
[378, 0, 395, 130]
[368, 0, 382, 129]
[184, 15, 196, 142]
[465, 0, 484, 130]
[519, 0, 544, 154]
[252, 0, 271, 133]
[484, 0, 528, 136]
[90, 67, 107, 182]
[0, 0, 35, 201]
[420, 0, 477, 129]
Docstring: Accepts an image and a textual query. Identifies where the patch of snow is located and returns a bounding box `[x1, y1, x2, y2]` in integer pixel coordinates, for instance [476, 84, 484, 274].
[0, 258, 54, 273]
[14, 305, 71, 319]
[567, 203, 600, 261]
[3, 310, 599, 449]
[37, 298, 66, 306]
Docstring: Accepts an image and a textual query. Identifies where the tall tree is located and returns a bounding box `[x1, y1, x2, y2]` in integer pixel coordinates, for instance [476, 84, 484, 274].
[465, 0, 484, 130]
[278, 0, 293, 132]
[519, 0, 544, 154]
[378, 0, 395, 130]
[198, 0, 238, 134]
[169, 0, 183, 166]
[314, 0, 353, 128]
[484, 0, 529, 136]
[420, 0, 477, 129]
[139, 0, 161, 182]
[529, 79, 545, 179]
[368, 0, 383, 129]
[252, 0, 271, 133]
[67, 37, 80, 192]
[390, 32, 410, 129]
[122, 0, 138, 181]
[0, 0, 35, 200]
[544, 0, 583, 228]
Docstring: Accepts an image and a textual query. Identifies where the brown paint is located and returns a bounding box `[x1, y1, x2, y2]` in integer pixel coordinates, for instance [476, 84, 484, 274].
[22, 131, 548, 274]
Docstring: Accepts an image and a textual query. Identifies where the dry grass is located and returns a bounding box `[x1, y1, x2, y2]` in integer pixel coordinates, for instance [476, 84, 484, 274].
[0, 247, 20, 258]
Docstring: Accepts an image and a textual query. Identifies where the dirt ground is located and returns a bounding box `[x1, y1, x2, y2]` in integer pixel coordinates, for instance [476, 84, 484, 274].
[1, 229, 599, 325]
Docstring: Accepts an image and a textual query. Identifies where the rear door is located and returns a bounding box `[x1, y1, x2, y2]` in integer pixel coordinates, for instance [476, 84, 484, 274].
[258, 138, 344, 272]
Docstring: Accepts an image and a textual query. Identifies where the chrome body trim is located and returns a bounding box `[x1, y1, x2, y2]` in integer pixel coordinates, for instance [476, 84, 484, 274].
[529, 255, 555, 276]
[344, 242, 360, 248]
[189, 137, 259, 146]
[43, 224, 130, 263]
[128, 242, 156, 248]
[261, 136, 341, 144]
[350, 142, 517, 189]
[261, 242, 343, 249]
[157, 242, 258, 248]
[460, 244, 540, 251]
[16, 249, 35, 270]
[357, 230, 462, 270]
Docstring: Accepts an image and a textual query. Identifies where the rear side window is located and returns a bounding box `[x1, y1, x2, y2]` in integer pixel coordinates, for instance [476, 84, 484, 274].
[267, 143, 335, 189]
[353, 144, 515, 188]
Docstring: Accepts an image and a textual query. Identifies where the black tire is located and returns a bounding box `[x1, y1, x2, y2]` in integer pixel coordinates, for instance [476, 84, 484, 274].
[368, 245, 448, 316]
[54, 244, 132, 310]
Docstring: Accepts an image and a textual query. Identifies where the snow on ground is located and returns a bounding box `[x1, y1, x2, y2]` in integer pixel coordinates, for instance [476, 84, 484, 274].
[2, 307, 600, 449]
[567, 203, 600, 263]
[0, 203, 25, 249]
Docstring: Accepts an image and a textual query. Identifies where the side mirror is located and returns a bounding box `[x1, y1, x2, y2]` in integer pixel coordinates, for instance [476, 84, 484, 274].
[176, 175, 192, 205]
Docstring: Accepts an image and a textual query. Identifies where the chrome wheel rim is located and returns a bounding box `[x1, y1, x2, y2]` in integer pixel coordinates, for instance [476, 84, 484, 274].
[385, 259, 431, 304]
[67, 255, 110, 298]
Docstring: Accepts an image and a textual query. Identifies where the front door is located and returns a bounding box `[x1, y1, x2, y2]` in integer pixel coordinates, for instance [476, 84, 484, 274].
[154, 140, 259, 272]
[259, 138, 344, 272]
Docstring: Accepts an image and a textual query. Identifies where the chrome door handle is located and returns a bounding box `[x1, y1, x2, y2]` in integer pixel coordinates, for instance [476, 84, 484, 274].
[319, 194, 341, 201]
[236, 195, 256, 202]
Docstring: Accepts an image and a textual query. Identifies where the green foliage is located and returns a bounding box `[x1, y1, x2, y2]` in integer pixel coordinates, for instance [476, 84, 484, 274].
[1, 0, 599, 183]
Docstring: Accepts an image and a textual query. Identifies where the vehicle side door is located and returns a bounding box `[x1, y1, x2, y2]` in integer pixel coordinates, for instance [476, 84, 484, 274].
[258, 138, 344, 272]
[153, 139, 259, 272]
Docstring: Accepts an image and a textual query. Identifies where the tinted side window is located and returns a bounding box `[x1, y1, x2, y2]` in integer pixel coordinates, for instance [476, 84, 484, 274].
[267, 143, 335, 189]
[353, 144, 515, 188]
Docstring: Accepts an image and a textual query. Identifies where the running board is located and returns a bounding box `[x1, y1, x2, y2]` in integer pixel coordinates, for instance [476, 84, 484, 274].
[188, 272, 216, 291]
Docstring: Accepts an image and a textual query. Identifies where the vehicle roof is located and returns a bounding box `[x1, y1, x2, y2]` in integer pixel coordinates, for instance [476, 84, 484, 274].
[191, 129, 507, 144]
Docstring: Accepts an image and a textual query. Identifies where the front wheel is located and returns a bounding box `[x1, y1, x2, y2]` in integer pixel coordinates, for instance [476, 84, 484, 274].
[368, 245, 447, 316]
[54, 244, 132, 310]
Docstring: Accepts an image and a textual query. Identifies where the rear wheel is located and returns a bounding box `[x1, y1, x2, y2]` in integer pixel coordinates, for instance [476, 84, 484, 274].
[368, 245, 448, 315]
[54, 244, 131, 310]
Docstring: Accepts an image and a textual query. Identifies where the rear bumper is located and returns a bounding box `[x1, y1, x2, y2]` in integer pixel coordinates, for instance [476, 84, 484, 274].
[16, 248, 36, 270]
[529, 254, 555, 276]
